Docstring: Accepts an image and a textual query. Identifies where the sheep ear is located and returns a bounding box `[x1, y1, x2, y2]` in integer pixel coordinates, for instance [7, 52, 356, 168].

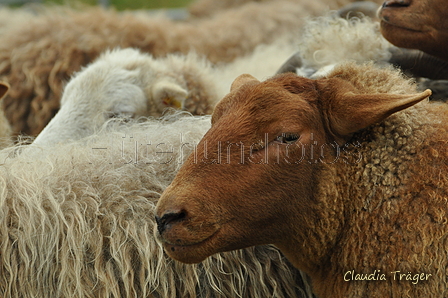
[211, 74, 260, 125]
[0, 82, 9, 100]
[230, 74, 259, 91]
[322, 79, 431, 144]
[152, 81, 188, 110]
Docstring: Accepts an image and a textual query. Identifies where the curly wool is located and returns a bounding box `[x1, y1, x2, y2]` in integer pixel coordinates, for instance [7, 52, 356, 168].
[296, 15, 392, 69]
[309, 62, 448, 297]
[0, 113, 313, 298]
[0, 0, 326, 137]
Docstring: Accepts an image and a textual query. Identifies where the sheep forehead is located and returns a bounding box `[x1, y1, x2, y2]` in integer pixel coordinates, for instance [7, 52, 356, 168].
[213, 79, 318, 136]
[234, 76, 314, 106]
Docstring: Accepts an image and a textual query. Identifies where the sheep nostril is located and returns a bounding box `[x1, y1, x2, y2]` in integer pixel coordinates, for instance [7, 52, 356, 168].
[155, 210, 187, 235]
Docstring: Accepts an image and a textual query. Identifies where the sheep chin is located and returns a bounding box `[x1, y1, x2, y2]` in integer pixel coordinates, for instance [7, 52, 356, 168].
[161, 229, 220, 264]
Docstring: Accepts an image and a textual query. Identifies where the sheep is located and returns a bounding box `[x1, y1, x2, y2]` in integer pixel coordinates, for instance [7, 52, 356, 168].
[30, 40, 298, 146]
[30, 48, 219, 146]
[1, 43, 316, 296]
[154, 60, 448, 298]
[378, 0, 448, 62]
[0, 0, 329, 137]
[0, 112, 315, 298]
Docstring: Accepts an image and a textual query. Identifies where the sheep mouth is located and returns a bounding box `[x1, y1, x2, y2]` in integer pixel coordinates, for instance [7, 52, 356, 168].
[163, 229, 218, 247]
[161, 230, 220, 264]
[378, 11, 428, 34]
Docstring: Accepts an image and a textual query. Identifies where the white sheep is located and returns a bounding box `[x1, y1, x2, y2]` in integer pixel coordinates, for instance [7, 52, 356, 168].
[31, 48, 218, 145]
[32, 40, 297, 146]
[0, 113, 313, 298]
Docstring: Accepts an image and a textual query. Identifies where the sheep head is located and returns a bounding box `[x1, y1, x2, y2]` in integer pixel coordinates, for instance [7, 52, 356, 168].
[378, 0, 448, 61]
[154, 72, 430, 270]
[31, 49, 201, 146]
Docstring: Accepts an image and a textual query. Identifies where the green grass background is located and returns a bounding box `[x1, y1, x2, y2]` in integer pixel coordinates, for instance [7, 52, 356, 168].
[43, 0, 194, 11]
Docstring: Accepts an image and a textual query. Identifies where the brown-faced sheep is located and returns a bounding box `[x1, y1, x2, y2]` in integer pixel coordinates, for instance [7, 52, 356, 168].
[154, 61, 448, 298]
[378, 0, 448, 62]
[0, 0, 328, 137]
[0, 113, 314, 298]
[377, 0, 448, 99]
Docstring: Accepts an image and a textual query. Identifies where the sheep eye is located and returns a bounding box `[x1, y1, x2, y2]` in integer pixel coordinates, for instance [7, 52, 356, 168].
[275, 133, 299, 144]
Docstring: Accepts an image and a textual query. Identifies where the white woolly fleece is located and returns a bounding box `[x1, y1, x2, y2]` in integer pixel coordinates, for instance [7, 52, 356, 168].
[31, 48, 217, 146]
[0, 113, 311, 298]
[31, 38, 297, 147]
[297, 15, 392, 71]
